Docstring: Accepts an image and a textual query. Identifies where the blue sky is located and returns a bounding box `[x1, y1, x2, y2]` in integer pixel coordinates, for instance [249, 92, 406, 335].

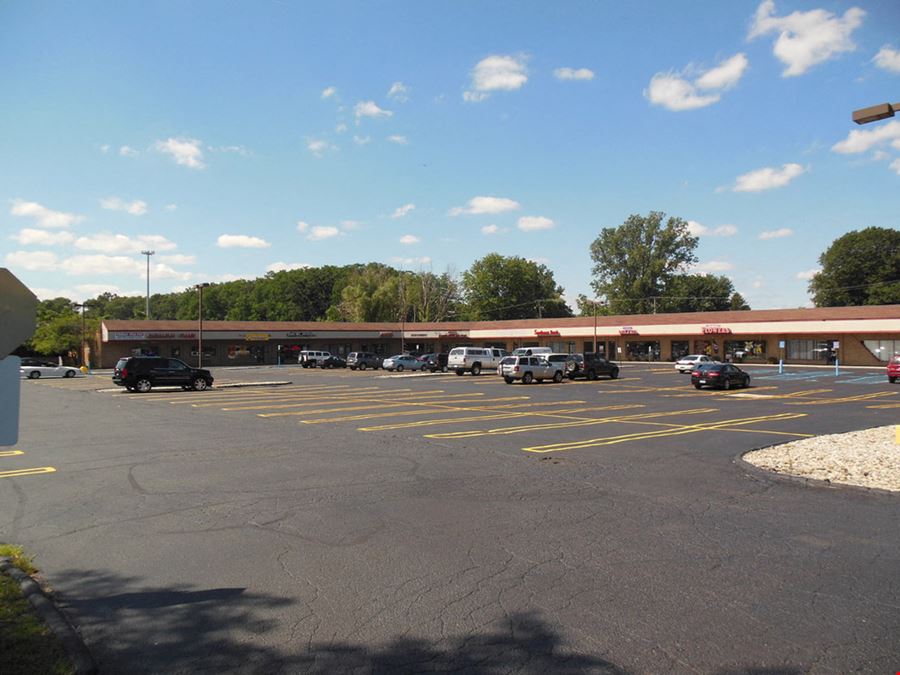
[2, 0, 899, 310]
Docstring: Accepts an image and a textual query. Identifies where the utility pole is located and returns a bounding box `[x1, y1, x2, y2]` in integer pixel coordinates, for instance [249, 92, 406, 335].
[194, 283, 209, 367]
[73, 303, 86, 367]
[141, 250, 155, 319]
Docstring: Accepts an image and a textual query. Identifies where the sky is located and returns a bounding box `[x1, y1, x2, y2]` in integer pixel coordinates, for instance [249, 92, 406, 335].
[1, 0, 899, 310]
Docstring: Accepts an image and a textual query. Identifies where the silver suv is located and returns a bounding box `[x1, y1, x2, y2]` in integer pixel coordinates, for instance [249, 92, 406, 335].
[498, 355, 565, 384]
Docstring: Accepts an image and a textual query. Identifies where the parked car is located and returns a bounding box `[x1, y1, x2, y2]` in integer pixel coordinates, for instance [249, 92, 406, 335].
[511, 347, 552, 357]
[298, 350, 332, 367]
[112, 356, 214, 393]
[690, 363, 750, 390]
[421, 352, 449, 373]
[347, 352, 383, 370]
[499, 355, 565, 384]
[382, 354, 425, 372]
[888, 355, 900, 383]
[448, 347, 508, 375]
[321, 355, 347, 369]
[565, 353, 620, 380]
[675, 354, 717, 373]
[20, 360, 82, 379]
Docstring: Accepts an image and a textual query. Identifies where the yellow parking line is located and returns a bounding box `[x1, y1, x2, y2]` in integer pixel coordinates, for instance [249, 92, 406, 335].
[219, 389, 453, 411]
[0, 467, 56, 479]
[522, 412, 807, 453]
[0, 450, 24, 457]
[236, 392, 488, 414]
[188, 387, 418, 408]
[130, 383, 357, 401]
[866, 402, 900, 409]
[785, 391, 897, 405]
[291, 396, 532, 422]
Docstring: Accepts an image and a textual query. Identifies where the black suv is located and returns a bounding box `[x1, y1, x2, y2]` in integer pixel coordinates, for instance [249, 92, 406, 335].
[112, 356, 214, 393]
[347, 352, 383, 370]
[566, 353, 619, 380]
[422, 352, 448, 372]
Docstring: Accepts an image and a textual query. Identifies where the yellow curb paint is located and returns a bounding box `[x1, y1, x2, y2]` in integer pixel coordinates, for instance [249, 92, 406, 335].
[0, 467, 56, 479]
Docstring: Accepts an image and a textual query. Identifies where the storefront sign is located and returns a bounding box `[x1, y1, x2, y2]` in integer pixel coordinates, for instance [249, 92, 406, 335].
[619, 327, 639, 335]
[702, 325, 732, 334]
[286, 331, 315, 338]
[409, 333, 429, 338]
[243, 333, 271, 341]
[439, 331, 468, 338]
[108, 331, 197, 340]
[534, 330, 560, 337]
[379, 331, 394, 337]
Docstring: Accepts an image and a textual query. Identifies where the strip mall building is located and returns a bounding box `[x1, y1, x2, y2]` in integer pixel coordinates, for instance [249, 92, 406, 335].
[96, 305, 900, 369]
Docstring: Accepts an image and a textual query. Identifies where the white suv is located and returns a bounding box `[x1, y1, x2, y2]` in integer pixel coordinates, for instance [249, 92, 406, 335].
[298, 350, 332, 367]
[448, 347, 508, 375]
[499, 355, 565, 384]
[674, 354, 716, 373]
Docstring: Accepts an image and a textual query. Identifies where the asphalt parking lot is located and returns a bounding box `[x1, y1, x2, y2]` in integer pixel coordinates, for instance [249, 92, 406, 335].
[3, 363, 899, 673]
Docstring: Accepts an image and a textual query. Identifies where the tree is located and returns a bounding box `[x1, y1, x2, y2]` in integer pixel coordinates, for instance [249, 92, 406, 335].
[589, 211, 698, 314]
[462, 254, 571, 320]
[809, 227, 900, 306]
[658, 274, 740, 313]
[729, 292, 750, 311]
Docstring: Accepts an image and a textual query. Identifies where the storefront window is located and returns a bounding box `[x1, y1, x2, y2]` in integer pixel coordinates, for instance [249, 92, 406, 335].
[548, 341, 576, 353]
[863, 339, 900, 362]
[785, 339, 836, 362]
[625, 341, 660, 361]
[724, 340, 766, 363]
[671, 341, 689, 360]
[693, 339, 720, 357]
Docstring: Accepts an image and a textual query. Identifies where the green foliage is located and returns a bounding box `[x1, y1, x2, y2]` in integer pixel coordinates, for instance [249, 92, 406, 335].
[462, 254, 571, 320]
[809, 227, 900, 306]
[575, 294, 611, 317]
[658, 274, 740, 313]
[590, 211, 698, 314]
[729, 292, 750, 311]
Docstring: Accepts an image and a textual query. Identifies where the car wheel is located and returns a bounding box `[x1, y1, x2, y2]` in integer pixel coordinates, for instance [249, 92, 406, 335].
[193, 377, 209, 391]
[587, 369, 598, 381]
[610, 369, 619, 379]
[28, 371, 40, 379]
[397, 365, 404, 372]
[743, 376, 750, 388]
[359, 363, 366, 371]
[442, 366, 448, 373]
[64, 370, 76, 378]
[135, 378, 152, 393]
[694, 383, 702, 389]
[724, 378, 732, 390]
[455, 369, 464, 376]
[471, 364, 481, 376]
[504, 377, 514, 384]
[890, 376, 897, 383]
[552, 370, 563, 383]
[522, 372, 534, 384]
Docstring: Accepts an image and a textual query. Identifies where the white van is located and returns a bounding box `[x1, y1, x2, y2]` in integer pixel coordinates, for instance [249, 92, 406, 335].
[511, 347, 552, 357]
[298, 350, 332, 367]
[448, 347, 508, 375]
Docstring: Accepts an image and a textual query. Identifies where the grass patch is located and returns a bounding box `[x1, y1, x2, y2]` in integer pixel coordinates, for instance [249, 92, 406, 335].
[0, 544, 75, 675]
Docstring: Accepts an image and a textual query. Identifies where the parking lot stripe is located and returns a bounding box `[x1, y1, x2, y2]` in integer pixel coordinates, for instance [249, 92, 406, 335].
[186, 387, 417, 408]
[866, 402, 900, 409]
[0, 467, 57, 479]
[129, 383, 357, 401]
[0, 450, 24, 457]
[521, 412, 807, 453]
[785, 391, 897, 405]
[217, 389, 451, 411]
[359, 403, 641, 432]
[292, 396, 532, 423]
[239, 392, 491, 414]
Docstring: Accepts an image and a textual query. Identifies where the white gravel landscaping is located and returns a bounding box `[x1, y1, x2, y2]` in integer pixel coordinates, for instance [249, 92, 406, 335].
[744, 425, 900, 492]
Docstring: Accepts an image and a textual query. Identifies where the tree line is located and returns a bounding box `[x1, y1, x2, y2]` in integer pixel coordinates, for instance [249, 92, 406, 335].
[19, 213, 898, 357]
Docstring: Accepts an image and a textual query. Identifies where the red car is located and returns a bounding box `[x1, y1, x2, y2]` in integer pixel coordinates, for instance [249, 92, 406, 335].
[888, 355, 900, 383]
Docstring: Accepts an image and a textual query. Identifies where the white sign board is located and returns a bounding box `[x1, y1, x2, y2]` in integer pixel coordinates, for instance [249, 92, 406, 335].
[0, 356, 21, 446]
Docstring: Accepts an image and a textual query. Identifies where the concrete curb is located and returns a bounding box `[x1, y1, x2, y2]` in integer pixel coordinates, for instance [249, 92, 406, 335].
[0, 558, 96, 675]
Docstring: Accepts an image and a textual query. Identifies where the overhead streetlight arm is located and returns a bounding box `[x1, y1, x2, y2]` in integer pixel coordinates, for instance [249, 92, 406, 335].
[852, 102, 898, 125]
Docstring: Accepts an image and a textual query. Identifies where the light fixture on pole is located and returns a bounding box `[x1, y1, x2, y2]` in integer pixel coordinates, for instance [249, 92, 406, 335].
[194, 283, 210, 368]
[141, 250, 155, 318]
[852, 102, 898, 125]
[73, 302, 86, 367]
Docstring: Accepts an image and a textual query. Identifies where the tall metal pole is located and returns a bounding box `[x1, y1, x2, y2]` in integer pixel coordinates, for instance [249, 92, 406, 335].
[74, 303, 85, 366]
[592, 301, 598, 355]
[195, 283, 209, 367]
[141, 250, 155, 318]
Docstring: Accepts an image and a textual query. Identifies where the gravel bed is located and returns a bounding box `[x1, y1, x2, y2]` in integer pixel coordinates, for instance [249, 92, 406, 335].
[744, 425, 900, 492]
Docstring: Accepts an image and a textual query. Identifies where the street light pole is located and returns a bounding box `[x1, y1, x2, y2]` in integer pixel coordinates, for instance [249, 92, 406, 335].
[73, 303, 85, 367]
[852, 102, 898, 125]
[194, 283, 209, 367]
[141, 250, 155, 318]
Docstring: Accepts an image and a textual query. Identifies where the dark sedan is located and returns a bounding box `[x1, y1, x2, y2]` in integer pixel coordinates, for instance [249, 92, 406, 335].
[321, 355, 347, 369]
[691, 363, 750, 390]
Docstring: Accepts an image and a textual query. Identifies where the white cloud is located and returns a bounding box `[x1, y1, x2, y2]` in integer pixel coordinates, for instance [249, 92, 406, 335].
[99, 196, 148, 215]
[890, 158, 900, 176]
[387, 82, 410, 102]
[752, 280, 764, 289]
[4, 250, 59, 271]
[158, 254, 196, 266]
[60, 255, 192, 280]
[267, 262, 312, 273]
[387, 135, 408, 145]
[831, 120, 900, 154]
[216, 234, 270, 249]
[321, 86, 337, 99]
[208, 144, 249, 156]
[10, 228, 75, 246]
[119, 145, 139, 157]
[759, 228, 794, 239]
[392, 203, 415, 219]
[732, 163, 806, 192]
[353, 135, 371, 145]
[449, 196, 521, 216]
[99, 144, 110, 154]
[154, 137, 205, 169]
[75, 233, 177, 254]
[872, 150, 889, 161]
[296, 221, 310, 233]
[307, 138, 335, 157]
[796, 268, 819, 280]
[686, 221, 738, 236]
[645, 53, 748, 111]
[748, 0, 865, 77]
[392, 256, 431, 266]
[307, 226, 340, 241]
[10, 199, 84, 228]
[335, 122, 348, 134]
[517, 215, 555, 231]
[481, 224, 500, 235]
[399, 234, 420, 245]
[464, 54, 528, 102]
[874, 45, 900, 73]
[75, 283, 126, 296]
[340, 220, 363, 230]
[165, 203, 178, 211]
[694, 260, 734, 273]
[554, 67, 595, 81]
[354, 100, 392, 122]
